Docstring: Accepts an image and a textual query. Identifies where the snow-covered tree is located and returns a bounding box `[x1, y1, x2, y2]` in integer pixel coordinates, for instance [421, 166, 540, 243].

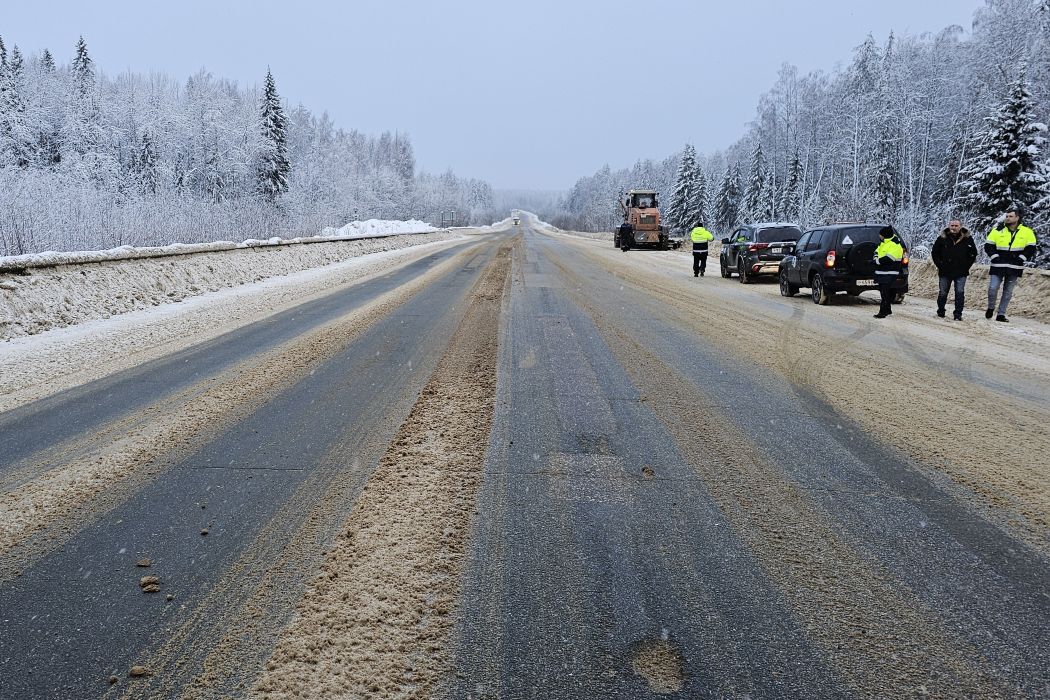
[257, 69, 290, 200]
[714, 165, 742, 234]
[686, 163, 709, 229]
[742, 143, 770, 221]
[780, 151, 803, 221]
[133, 130, 158, 194]
[959, 66, 1050, 233]
[666, 144, 696, 231]
[39, 49, 55, 72]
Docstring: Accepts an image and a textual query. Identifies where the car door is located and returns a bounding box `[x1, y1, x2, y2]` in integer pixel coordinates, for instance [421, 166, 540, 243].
[787, 231, 812, 284]
[731, 228, 750, 267]
[798, 230, 825, 284]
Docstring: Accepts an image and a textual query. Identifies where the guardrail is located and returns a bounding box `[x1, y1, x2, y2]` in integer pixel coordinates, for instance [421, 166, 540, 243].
[0, 229, 450, 274]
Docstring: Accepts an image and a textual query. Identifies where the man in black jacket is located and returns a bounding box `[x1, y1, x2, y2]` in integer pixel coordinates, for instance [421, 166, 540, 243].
[931, 219, 978, 320]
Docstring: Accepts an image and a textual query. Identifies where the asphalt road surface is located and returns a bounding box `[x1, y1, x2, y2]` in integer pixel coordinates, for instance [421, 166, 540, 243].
[1, 219, 1048, 699]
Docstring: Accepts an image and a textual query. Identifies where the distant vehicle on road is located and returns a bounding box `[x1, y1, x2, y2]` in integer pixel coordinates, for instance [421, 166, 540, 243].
[666, 227, 686, 250]
[615, 189, 669, 251]
[778, 223, 910, 305]
[719, 223, 804, 282]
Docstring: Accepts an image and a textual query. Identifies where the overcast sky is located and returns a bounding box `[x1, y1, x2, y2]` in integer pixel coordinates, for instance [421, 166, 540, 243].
[3, 0, 986, 190]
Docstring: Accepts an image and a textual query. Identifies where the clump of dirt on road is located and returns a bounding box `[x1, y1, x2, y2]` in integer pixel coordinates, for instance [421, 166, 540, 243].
[0, 246, 477, 578]
[250, 242, 511, 699]
[630, 639, 684, 694]
[139, 576, 161, 593]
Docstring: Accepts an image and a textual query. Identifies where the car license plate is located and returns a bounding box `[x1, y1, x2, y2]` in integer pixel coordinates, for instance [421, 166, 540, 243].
[771, 247, 782, 255]
[856, 280, 876, 287]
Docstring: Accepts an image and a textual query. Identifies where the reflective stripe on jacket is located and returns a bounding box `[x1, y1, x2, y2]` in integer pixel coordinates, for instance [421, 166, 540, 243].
[690, 226, 714, 251]
[874, 237, 904, 280]
[985, 225, 1037, 277]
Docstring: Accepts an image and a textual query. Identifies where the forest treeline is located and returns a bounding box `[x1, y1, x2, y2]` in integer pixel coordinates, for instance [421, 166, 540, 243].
[548, 0, 1050, 264]
[0, 37, 495, 255]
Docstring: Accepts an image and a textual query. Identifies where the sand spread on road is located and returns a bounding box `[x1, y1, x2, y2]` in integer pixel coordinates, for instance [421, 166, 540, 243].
[250, 240, 511, 699]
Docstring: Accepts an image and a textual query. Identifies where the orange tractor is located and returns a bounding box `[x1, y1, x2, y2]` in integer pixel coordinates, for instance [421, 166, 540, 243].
[614, 189, 674, 251]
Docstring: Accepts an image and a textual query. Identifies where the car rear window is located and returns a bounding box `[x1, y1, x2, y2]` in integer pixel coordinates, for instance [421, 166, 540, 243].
[838, 226, 887, 246]
[757, 227, 802, 243]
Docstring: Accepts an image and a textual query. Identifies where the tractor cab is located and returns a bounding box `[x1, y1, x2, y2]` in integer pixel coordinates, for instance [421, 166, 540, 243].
[625, 190, 659, 210]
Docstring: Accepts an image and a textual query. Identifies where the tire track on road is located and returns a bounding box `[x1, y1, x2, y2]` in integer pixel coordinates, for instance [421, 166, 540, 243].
[0, 243, 484, 583]
[564, 238, 1050, 553]
[547, 249, 1016, 699]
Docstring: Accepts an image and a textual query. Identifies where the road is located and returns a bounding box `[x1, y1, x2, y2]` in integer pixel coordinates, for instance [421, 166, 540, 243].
[1, 219, 1048, 699]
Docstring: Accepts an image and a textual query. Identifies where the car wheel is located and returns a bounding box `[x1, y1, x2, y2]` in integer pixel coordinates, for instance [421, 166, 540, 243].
[738, 259, 751, 284]
[720, 257, 731, 278]
[811, 274, 829, 305]
[892, 291, 906, 304]
[779, 270, 797, 297]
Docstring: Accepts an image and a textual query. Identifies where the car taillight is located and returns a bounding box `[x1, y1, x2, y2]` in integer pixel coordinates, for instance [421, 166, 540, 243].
[748, 243, 769, 252]
[902, 253, 909, 265]
[825, 250, 836, 268]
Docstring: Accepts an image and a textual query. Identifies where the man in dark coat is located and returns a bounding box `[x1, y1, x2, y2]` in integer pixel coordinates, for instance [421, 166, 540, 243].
[931, 219, 978, 320]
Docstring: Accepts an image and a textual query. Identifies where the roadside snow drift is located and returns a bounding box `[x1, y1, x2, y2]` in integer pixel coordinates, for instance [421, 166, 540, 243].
[0, 229, 459, 341]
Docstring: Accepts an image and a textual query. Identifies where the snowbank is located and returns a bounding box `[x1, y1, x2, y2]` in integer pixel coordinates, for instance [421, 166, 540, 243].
[319, 218, 436, 238]
[0, 229, 461, 341]
[0, 219, 442, 272]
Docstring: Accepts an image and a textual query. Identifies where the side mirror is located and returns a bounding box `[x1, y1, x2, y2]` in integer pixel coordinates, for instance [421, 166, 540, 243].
[721, 237, 730, 245]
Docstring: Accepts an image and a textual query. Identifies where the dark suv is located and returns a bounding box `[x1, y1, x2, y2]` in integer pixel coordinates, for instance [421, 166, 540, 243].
[778, 224, 909, 305]
[720, 223, 804, 283]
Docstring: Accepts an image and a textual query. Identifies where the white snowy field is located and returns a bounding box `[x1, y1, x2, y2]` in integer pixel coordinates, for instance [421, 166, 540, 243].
[0, 228, 492, 412]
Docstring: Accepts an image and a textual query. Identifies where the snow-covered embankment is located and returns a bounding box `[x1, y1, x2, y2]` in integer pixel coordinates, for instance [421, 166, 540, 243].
[0, 222, 458, 341]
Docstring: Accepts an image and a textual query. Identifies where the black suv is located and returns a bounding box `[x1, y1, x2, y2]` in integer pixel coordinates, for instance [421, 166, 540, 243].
[719, 223, 804, 283]
[778, 224, 909, 305]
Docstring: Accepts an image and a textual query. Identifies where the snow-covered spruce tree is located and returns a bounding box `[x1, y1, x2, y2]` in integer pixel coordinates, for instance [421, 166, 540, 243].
[686, 163, 709, 229]
[780, 151, 803, 222]
[134, 131, 158, 194]
[71, 36, 94, 98]
[742, 143, 769, 222]
[666, 144, 696, 231]
[714, 164, 742, 235]
[257, 69, 290, 201]
[39, 49, 55, 72]
[959, 66, 1050, 234]
[2, 45, 30, 168]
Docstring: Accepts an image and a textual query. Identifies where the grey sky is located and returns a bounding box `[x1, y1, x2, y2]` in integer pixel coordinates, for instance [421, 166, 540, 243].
[4, 0, 985, 190]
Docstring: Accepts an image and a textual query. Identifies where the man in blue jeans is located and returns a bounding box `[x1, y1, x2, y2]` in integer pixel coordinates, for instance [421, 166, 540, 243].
[984, 206, 1038, 322]
[931, 219, 977, 320]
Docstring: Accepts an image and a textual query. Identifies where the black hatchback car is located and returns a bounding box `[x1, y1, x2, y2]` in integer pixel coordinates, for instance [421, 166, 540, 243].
[720, 223, 804, 283]
[778, 224, 909, 305]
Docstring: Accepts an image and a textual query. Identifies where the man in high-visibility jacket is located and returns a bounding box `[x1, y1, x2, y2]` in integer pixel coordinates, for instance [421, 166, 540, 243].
[984, 206, 1038, 322]
[690, 223, 714, 277]
[873, 226, 904, 319]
